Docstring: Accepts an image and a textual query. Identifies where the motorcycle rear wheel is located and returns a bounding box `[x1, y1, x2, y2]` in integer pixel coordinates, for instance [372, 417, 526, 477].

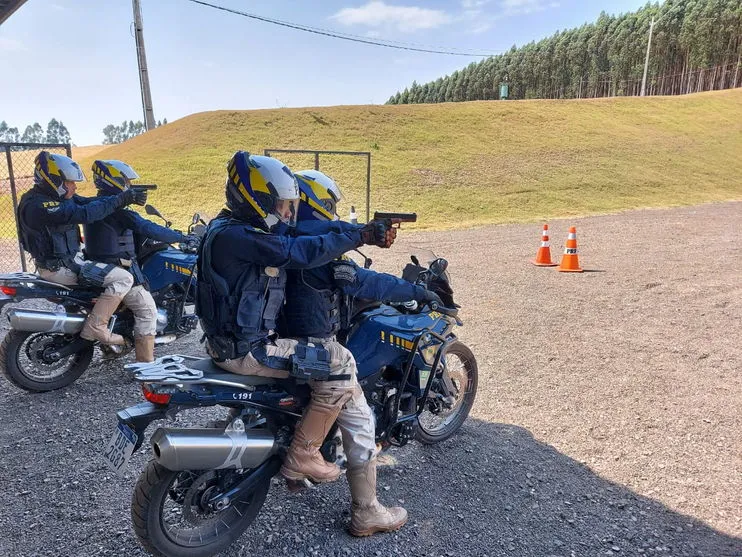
[132, 460, 270, 557]
[416, 341, 478, 444]
[0, 330, 94, 392]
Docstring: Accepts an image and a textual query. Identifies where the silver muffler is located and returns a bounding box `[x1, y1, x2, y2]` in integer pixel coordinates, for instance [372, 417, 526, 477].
[150, 427, 276, 471]
[7, 309, 85, 334]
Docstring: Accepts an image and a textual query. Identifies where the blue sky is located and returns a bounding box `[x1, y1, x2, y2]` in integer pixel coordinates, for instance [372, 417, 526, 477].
[0, 0, 647, 145]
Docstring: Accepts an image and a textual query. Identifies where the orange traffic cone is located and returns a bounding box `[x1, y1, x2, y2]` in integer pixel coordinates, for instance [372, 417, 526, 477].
[558, 226, 583, 273]
[532, 224, 557, 267]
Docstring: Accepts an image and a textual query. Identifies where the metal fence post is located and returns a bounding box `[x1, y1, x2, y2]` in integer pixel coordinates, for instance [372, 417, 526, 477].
[314, 152, 320, 171]
[5, 146, 26, 271]
[366, 153, 371, 223]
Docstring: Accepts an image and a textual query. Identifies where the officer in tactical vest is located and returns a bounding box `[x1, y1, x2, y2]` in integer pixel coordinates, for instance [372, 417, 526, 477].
[196, 152, 395, 373]
[17, 151, 146, 346]
[278, 169, 443, 537]
[83, 160, 193, 362]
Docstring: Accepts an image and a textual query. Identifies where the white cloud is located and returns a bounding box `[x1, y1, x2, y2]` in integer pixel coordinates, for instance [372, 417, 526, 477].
[500, 0, 559, 15]
[0, 37, 26, 52]
[331, 2, 452, 32]
[461, 0, 492, 8]
[471, 22, 492, 34]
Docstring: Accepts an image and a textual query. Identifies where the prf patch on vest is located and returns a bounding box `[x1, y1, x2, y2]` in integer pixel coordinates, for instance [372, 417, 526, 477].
[43, 201, 60, 210]
[332, 262, 357, 287]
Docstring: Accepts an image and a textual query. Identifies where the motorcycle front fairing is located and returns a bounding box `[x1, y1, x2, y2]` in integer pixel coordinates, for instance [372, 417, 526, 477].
[346, 304, 452, 383]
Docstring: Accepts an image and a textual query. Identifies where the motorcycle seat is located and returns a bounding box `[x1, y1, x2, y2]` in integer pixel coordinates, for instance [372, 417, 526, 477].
[188, 357, 277, 387]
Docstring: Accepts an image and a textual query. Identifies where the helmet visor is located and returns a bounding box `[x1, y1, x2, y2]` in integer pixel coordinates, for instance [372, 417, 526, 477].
[274, 198, 299, 227]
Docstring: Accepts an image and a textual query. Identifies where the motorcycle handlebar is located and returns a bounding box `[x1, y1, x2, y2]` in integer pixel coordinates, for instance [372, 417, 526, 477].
[429, 301, 459, 318]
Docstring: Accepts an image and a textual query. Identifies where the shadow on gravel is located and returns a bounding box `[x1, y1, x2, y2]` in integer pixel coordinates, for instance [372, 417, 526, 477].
[370, 419, 742, 557]
[1, 391, 740, 557]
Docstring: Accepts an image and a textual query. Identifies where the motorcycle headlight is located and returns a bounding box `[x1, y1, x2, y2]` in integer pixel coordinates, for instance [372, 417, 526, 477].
[420, 342, 439, 366]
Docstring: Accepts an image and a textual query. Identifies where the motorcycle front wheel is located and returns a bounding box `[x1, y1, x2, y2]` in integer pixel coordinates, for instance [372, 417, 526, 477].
[0, 330, 94, 392]
[416, 340, 478, 444]
[132, 460, 270, 557]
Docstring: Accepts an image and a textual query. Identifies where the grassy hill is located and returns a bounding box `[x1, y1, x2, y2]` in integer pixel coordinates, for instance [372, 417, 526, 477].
[65, 89, 742, 230]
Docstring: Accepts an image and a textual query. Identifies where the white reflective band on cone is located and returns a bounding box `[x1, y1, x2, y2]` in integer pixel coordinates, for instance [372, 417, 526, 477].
[568, 233, 576, 240]
[541, 241, 550, 247]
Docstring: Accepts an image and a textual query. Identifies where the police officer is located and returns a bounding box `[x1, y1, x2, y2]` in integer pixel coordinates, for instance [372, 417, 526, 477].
[279, 169, 443, 537]
[17, 151, 146, 346]
[196, 151, 394, 370]
[83, 160, 192, 362]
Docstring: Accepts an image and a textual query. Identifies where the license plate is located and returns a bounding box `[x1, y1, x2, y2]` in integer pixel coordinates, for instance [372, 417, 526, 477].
[102, 423, 138, 475]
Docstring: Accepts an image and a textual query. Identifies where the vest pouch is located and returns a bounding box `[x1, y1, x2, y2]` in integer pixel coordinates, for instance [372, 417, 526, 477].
[261, 275, 286, 331]
[195, 282, 216, 329]
[50, 225, 81, 259]
[236, 288, 264, 334]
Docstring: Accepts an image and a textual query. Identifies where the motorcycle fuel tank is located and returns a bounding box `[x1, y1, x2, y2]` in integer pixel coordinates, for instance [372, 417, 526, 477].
[141, 248, 197, 292]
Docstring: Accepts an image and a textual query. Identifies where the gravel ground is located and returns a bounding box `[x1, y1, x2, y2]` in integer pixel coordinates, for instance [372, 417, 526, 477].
[0, 201, 740, 557]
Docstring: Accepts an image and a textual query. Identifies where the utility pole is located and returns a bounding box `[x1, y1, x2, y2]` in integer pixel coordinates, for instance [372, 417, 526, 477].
[133, 0, 156, 130]
[640, 16, 655, 97]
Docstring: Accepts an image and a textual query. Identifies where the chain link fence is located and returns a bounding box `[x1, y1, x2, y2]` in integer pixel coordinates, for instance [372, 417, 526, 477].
[0, 142, 72, 273]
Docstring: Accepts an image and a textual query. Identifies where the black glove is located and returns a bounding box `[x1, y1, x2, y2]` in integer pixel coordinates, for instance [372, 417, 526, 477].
[417, 288, 444, 308]
[360, 219, 397, 248]
[119, 188, 147, 207]
[182, 234, 200, 251]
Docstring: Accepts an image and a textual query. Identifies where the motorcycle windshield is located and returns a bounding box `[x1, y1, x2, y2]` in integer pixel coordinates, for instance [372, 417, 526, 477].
[408, 247, 452, 287]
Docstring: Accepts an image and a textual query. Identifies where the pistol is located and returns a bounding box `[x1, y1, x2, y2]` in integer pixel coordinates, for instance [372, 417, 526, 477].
[132, 184, 158, 191]
[373, 211, 417, 225]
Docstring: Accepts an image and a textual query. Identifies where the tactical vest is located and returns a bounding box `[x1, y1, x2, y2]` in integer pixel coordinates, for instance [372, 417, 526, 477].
[281, 267, 341, 338]
[83, 213, 136, 262]
[17, 188, 81, 269]
[196, 217, 287, 359]
[83, 211, 143, 283]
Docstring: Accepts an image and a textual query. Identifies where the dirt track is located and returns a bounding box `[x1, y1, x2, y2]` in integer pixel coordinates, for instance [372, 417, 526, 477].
[0, 201, 740, 556]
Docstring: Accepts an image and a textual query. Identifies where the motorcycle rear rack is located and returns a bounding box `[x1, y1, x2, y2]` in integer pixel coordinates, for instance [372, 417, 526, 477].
[124, 355, 204, 382]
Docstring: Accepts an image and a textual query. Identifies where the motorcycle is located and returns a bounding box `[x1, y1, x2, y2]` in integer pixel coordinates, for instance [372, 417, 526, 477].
[105, 250, 478, 557]
[0, 205, 205, 392]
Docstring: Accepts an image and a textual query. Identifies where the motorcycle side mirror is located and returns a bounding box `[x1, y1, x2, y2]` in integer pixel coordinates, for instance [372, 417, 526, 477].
[145, 204, 171, 228]
[192, 213, 201, 225]
[429, 258, 448, 277]
[145, 204, 163, 219]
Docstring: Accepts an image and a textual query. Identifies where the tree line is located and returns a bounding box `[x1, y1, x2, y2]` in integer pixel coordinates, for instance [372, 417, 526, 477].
[0, 119, 72, 145]
[102, 118, 167, 145]
[387, 0, 742, 104]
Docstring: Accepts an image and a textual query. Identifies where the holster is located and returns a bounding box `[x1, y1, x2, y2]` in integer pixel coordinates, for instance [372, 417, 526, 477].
[289, 343, 332, 382]
[78, 262, 115, 287]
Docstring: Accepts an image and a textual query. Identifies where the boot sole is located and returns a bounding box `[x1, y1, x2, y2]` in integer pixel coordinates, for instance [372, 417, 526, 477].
[348, 516, 408, 537]
[280, 465, 342, 484]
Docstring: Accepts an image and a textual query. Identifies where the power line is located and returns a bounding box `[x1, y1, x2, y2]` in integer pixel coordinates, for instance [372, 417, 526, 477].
[184, 0, 502, 57]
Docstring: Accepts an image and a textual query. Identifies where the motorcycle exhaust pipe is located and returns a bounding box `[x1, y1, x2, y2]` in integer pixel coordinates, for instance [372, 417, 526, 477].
[150, 427, 276, 471]
[7, 309, 85, 334]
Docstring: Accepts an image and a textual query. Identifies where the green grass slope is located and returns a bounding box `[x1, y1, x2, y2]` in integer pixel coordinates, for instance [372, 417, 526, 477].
[76, 89, 742, 230]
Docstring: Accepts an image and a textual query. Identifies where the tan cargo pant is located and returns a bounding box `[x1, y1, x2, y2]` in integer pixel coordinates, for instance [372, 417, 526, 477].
[215, 337, 377, 466]
[38, 263, 157, 337]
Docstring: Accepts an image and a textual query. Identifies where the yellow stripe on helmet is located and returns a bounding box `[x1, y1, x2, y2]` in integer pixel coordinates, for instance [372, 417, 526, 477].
[248, 166, 270, 194]
[237, 181, 267, 217]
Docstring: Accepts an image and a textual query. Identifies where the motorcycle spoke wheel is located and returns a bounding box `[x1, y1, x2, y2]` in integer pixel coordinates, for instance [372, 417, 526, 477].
[416, 341, 478, 444]
[1, 330, 94, 392]
[20, 333, 77, 382]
